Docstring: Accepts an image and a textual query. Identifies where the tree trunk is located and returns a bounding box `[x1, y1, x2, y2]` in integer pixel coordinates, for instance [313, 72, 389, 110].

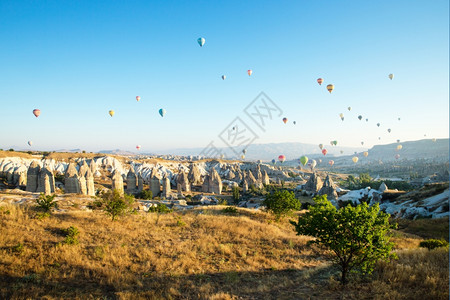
[341, 264, 348, 285]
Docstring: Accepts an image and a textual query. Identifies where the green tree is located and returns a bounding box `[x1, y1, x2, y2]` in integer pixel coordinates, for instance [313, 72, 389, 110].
[136, 189, 153, 200]
[290, 195, 397, 284]
[263, 189, 301, 220]
[97, 190, 135, 221]
[232, 186, 240, 203]
[35, 194, 57, 213]
[419, 239, 449, 250]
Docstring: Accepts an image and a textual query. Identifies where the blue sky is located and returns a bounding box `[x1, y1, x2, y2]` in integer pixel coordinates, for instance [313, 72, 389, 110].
[0, 0, 448, 155]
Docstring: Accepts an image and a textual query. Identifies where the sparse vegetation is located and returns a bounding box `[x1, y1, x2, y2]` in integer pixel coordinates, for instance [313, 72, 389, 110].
[148, 204, 172, 214]
[341, 173, 413, 191]
[62, 226, 80, 245]
[222, 206, 238, 214]
[232, 186, 240, 203]
[291, 195, 397, 284]
[136, 189, 153, 200]
[263, 189, 301, 220]
[95, 190, 135, 221]
[419, 239, 449, 250]
[35, 194, 57, 215]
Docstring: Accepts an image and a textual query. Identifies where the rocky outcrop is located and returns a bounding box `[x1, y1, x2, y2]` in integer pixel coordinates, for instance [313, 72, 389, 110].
[162, 175, 171, 198]
[209, 169, 222, 194]
[78, 161, 90, 178]
[379, 182, 388, 192]
[242, 179, 249, 193]
[111, 170, 124, 195]
[137, 174, 144, 192]
[149, 168, 161, 197]
[201, 174, 210, 193]
[176, 172, 190, 192]
[89, 159, 97, 176]
[262, 171, 270, 185]
[65, 163, 81, 193]
[188, 164, 202, 185]
[26, 161, 40, 192]
[37, 166, 55, 195]
[318, 174, 338, 200]
[304, 172, 323, 193]
[126, 168, 137, 192]
[84, 168, 95, 196]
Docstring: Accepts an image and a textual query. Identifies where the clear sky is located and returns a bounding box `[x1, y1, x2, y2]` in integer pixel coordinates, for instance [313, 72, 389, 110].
[0, 0, 448, 154]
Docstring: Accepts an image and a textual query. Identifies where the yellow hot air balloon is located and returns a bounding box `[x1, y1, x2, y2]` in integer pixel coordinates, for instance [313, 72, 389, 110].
[432, 138, 437, 142]
[352, 156, 359, 163]
[363, 151, 369, 157]
[327, 84, 334, 93]
[396, 145, 402, 150]
[389, 73, 394, 80]
[109, 110, 115, 117]
[339, 113, 344, 121]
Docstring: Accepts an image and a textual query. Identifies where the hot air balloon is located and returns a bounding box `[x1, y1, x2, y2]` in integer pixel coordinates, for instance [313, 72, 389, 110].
[333, 140, 338, 146]
[361, 141, 364, 146]
[330, 141, 334, 146]
[136, 96, 141, 102]
[395, 154, 400, 160]
[348, 107, 351, 111]
[322, 149, 328, 156]
[220, 154, 225, 159]
[397, 139, 400, 143]
[387, 128, 391, 133]
[222, 75, 226, 80]
[432, 138, 437, 142]
[271, 159, 276, 165]
[308, 159, 317, 171]
[389, 73, 394, 80]
[197, 37, 205, 47]
[241, 154, 245, 159]
[358, 115, 362, 121]
[363, 151, 369, 157]
[300, 156, 308, 166]
[28, 141, 32, 146]
[293, 121, 296, 125]
[319, 144, 323, 150]
[247, 69, 252, 76]
[365, 118, 368, 122]
[232, 127, 236, 130]
[339, 113, 344, 121]
[317, 78, 323, 85]
[242, 149, 247, 155]
[136, 145, 141, 150]
[340, 150, 344, 154]
[33, 109, 40, 118]
[327, 84, 334, 93]
[282, 117, 288, 124]
[328, 160, 334, 166]
[398, 117, 401, 121]
[278, 155, 286, 163]
[109, 110, 114, 117]
[396, 145, 402, 150]
[318, 159, 322, 163]
[159, 109, 166, 117]
[352, 157, 359, 163]
[378, 137, 381, 140]
[377, 123, 380, 127]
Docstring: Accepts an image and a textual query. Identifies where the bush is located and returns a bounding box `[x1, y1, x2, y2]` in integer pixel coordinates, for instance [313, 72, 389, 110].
[419, 239, 449, 250]
[35, 194, 57, 213]
[136, 190, 153, 200]
[96, 190, 135, 221]
[263, 189, 301, 220]
[12, 242, 24, 254]
[62, 226, 79, 245]
[232, 186, 240, 203]
[148, 204, 172, 214]
[222, 206, 238, 214]
[291, 195, 397, 284]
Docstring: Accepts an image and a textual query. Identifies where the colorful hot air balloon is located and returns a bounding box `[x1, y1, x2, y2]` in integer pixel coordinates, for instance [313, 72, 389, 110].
[333, 140, 338, 146]
[389, 73, 394, 80]
[361, 141, 364, 146]
[197, 37, 205, 47]
[282, 117, 288, 124]
[109, 110, 114, 117]
[136, 145, 141, 150]
[358, 115, 362, 121]
[300, 156, 308, 166]
[242, 149, 247, 155]
[159, 108, 166, 117]
[317, 78, 323, 85]
[363, 151, 369, 157]
[377, 123, 380, 127]
[319, 144, 324, 150]
[222, 75, 226, 80]
[278, 155, 286, 163]
[348, 106, 351, 111]
[339, 113, 344, 121]
[365, 118, 368, 122]
[352, 156, 359, 163]
[322, 149, 328, 156]
[293, 121, 296, 125]
[136, 96, 141, 102]
[33, 109, 40, 118]
[328, 160, 334, 166]
[387, 128, 391, 133]
[241, 154, 245, 159]
[432, 138, 437, 142]
[308, 159, 317, 170]
[247, 69, 252, 76]
[396, 145, 402, 150]
[271, 159, 276, 164]
[395, 154, 400, 160]
[327, 84, 334, 93]
[340, 150, 344, 154]
[28, 141, 32, 146]
[397, 139, 400, 143]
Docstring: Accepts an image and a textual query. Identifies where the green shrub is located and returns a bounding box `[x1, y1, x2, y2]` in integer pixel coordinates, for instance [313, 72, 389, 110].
[136, 190, 153, 200]
[62, 226, 80, 245]
[232, 186, 240, 203]
[222, 207, 238, 214]
[291, 195, 397, 284]
[148, 204, 172, 214]
[12, 242, 24, 254]
[96, 190, 135, 221]
[263, 190, 301, 220]
[35, 194, 57, 213]
[419, 239, 449, 250]
[175, 216, 186, 227]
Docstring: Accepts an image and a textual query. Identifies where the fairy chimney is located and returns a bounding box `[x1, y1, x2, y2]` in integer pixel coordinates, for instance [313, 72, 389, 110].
[26, 161, 40, 192]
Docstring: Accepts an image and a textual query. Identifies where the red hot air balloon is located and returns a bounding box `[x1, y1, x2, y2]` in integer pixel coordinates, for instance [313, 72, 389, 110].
[247, 70, 252, 76]
[328, 160, 334, 166]
[136, 96, 141, 101]
[33, 109, 40, 117]
[136, 145, 141, 150]
[282, 117, 288, 124]
[317, 78, 323, 85]
[322, 149, 328, 156]
[278, 155, 286, 163]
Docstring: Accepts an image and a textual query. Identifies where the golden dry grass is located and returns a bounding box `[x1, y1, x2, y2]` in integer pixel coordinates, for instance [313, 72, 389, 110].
[0, 151, 35, 159]
[0, 203, 448, 299]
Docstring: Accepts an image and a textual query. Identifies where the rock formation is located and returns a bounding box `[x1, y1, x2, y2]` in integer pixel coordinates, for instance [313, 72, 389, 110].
[176, 172, 190, 192]
[162, 175, 171, 198]
[84, 168, 95, 196]
[209, 169, 222, 194]
[262, 171, 270, 185]
[137, 174, 144, 192]
[78, 161, 90, 178]
[26, 161, 40, 192]
[37, 166, 55, 194]
[201, 174, 210, 193]
[149, 168, 161, 197]
[188, 164, 202, 185]
[126, 168, 137, 192]
[303, 172, 323, 193]
[242, 179, 249, 193]
[111, 170, 124, 195]
[318, 174, 338, 200]
[65, 163, 81, 194]
[379, 182, 388, 192]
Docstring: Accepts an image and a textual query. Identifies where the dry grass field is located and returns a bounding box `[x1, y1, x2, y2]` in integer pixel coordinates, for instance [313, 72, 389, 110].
[0, 202, 448, 299]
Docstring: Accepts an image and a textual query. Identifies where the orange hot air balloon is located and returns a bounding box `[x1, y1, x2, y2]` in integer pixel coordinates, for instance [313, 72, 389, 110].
[278, 155, 286, 163]
[328, 160, 334, 166]
[136, 96, 141, 101]
[247, 69, 252, 76]
[327, 84, 334, 93]
[363, 151, 369, 157]
[33, 109, 40, 118]
[282, 117, 288, 124]
[322, 149, 328, 156]
[317, 78, 323, 85]
[352, 156, 359, 163]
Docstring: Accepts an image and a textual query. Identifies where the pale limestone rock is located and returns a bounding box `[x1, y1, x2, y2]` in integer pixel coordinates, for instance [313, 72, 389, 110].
[126, 168, 137, 192]
[176, 172, 190, 192]
[162, 175, 171, 198]
[149, 168, 161, 197]
[85, 168, 95, 196]
[111, 170, 124, 195]
[137, 174, 144, 192]
[78, 161, 90, 177]
[65, 163, 81, 194]
[43, 174, 51, 195]
[188, 164, 202, 185]
[209, 168, 222, 195]
[243, 179, 249, 193]
[379, 182, 388, 192]
[262, 171, 270, 185]
[38, 166, 55, 194]
[26, 161, 40, 192]
[202, 174, 210, 193]
[79, 176, 87, 195]
[318, 174, 338, 200]
[304, 172, 323, 193]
